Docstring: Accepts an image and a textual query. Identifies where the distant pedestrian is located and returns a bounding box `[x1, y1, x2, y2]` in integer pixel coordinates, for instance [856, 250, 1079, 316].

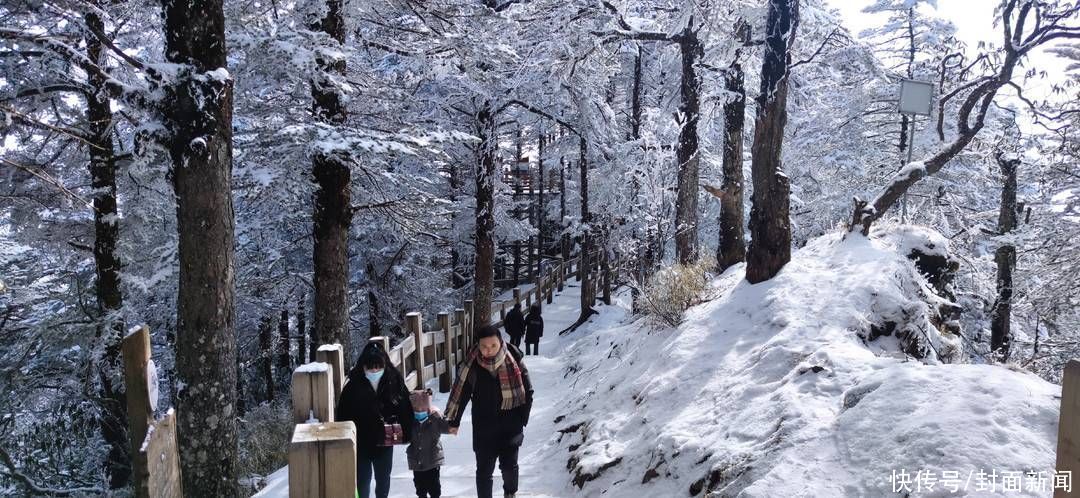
[407, 389, 453, 498]
[524, 304, 543, 356]
[504, 303, 525, 348]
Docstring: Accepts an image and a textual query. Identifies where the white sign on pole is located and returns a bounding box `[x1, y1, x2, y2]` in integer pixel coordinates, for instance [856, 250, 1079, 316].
[898, 79, 934, 116]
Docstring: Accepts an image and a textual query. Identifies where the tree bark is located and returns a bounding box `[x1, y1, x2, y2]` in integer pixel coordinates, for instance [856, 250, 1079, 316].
[162, 0, 239, 492]
[297, 294, 307, 365]
[674, 21, 703, 265]
[537, 131, 545, 278]
[746, 0, 798, 284]
[473, 104, 497, 331]
[367, 261, 381, 339]
[990, 154, 1019, 360]
[577, 137, 597, 322]
[311, 0, 352, 361]
[449, 162, 466, 289]
[276, 309, 290, 378]
[84, 10, 130, 489]
[258, 314, 275, 403]
[717, 28, 748, 273]
[630, 44, 645, 311]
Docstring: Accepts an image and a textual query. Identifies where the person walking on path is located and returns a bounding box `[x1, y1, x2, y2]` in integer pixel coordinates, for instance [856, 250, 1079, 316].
[445, 325, 534, 498]
[524, 304, 543, 356]
[503, 303, 525, 348]
[407, 389, 452, 498]
[337, 342, 414, 498]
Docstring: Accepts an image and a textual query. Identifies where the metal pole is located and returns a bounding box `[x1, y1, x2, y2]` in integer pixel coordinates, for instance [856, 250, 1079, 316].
[902, 113, 916, 223]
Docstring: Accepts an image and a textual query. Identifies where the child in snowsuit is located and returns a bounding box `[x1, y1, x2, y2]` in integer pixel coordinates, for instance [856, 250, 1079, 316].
[407, 389, 452, 498]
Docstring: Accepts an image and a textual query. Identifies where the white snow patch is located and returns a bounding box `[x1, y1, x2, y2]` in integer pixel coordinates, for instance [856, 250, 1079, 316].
[295, 362, 330, 373]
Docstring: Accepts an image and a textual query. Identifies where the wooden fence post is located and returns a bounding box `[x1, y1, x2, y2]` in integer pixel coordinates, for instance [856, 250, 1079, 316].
[316, 344, 345, 402]
[122, 325, 182, 498]
[438, 312, 453, 393]
[292, 363, 334, 423]
[407, 312, 425, 388]
[123, 326, 153, 479]
[464, 300, 474, 342]
[557, 262, 564, 292]
[1056, 360, 1080, 498]
[369, 335, 390, 353]
[289, 422, 356, 498]
[454, 308, 467, 364]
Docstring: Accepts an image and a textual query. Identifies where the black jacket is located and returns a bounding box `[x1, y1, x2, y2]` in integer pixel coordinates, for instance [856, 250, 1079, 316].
[336, 344, 414, 453]
[525, 312, 544, 343]
[449, 343, 534, 451]
[504, 307, 525, 340]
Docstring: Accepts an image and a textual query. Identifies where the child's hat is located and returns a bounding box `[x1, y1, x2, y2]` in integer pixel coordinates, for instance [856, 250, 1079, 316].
[410, 389, 432, 412]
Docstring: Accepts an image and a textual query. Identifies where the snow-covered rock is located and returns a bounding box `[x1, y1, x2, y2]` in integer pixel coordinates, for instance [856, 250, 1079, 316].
[550, 228, 1062, 497]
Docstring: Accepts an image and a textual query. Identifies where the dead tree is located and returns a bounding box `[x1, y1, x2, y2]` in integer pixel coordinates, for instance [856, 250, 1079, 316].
[991, 152, 1020, 360]
[851, 0, 1080, 235]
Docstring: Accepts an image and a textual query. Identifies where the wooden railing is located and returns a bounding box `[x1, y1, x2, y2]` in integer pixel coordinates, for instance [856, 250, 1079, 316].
[364, 255, 579, 393]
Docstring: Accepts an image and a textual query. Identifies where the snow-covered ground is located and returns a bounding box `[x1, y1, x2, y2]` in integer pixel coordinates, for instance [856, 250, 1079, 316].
[255, 228, 1064, 497]
[549, 229, 1063, 497]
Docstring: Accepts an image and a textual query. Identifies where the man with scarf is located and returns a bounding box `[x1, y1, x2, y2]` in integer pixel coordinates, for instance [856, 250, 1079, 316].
[445, 324, 534, 498]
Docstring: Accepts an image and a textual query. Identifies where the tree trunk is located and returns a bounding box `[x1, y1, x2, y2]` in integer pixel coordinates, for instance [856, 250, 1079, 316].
[311, 0, 352, 361]
[537, 131, 545, 278]
[84, 10, 130, 489]
[277, 309, 290, 380]
[674, 22, 703, 265]
[259, 314, 275, 403]
[746, 0, 797, 284]
[162, 0, 238, 492]
[449, 162, 466, 289]
[990, 154, 1019, 360]
[297, 294, 307, 365]
[473, 104, 498, 331]
[717, 36, 747, 273]
[577, 137, 597, 322]
[367, 262, 381, 339]
[630, 44, 645, 311]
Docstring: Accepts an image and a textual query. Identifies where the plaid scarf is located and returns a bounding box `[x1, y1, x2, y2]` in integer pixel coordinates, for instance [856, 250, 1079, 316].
[445, 343, 527, 422]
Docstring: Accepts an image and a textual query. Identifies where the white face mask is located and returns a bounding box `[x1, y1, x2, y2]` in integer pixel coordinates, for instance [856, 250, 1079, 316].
[365, 369, 384, 389]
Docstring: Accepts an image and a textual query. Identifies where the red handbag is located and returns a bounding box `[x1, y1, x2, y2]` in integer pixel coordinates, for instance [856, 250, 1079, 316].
[380, 423, 404, 446]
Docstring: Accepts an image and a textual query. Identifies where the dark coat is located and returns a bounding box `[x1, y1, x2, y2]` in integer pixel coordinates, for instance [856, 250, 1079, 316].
[504, 307, 525, 340]
[525, 312, 544, 343]
[406, 411, 451, 471]
[336, 343, 414, 453]
[448, 343, 534, 451]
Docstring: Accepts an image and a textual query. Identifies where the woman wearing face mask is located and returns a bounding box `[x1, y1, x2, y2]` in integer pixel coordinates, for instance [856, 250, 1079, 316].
[445, 325, 534, 498]
[337, 342, 414, 498]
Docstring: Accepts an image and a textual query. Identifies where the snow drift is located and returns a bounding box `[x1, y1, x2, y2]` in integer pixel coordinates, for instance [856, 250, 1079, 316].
[551, 227, 1061, 497]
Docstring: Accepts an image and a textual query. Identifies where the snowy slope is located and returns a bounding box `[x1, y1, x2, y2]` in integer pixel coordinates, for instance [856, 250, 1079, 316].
[548, 229, 1062, 497]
